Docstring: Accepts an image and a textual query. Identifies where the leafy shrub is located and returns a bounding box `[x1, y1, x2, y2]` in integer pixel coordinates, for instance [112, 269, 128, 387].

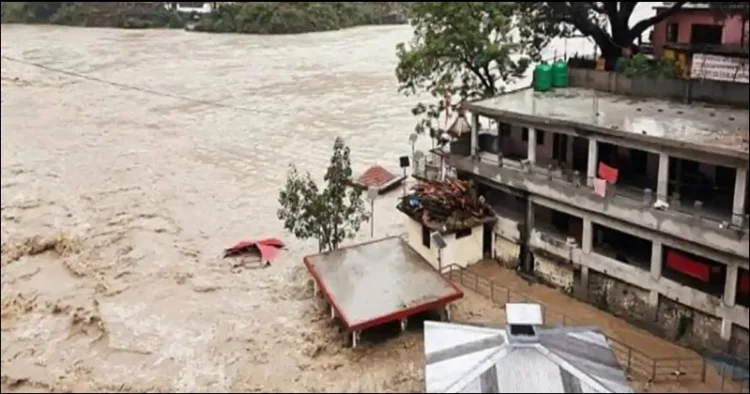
[615, 54, 678, 79]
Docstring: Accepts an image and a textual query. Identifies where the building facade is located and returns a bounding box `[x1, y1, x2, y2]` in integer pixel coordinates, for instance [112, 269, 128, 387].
[438, 85, 749, 356]
[651, 3, 749, 58]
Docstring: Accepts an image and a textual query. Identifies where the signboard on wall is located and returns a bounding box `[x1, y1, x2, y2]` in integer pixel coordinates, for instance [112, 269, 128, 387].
[690, 53, 750, 83]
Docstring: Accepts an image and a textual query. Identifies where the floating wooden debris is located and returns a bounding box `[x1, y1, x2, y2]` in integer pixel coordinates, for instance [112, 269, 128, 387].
[348, 165, 406, 195]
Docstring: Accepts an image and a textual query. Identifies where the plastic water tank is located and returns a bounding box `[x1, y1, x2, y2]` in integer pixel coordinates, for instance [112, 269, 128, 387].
[551, 60, 569, 88]
[534, 62, 552, 92]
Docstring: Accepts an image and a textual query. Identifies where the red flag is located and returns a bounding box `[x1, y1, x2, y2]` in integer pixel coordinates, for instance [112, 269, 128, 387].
[598, 162, 619, 183]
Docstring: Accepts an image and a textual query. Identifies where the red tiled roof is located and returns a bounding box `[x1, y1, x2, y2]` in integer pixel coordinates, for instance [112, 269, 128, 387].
[355, 165, 397, 189]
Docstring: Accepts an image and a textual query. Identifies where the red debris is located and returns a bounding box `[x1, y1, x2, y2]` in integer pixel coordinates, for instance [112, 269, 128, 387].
[223, 238, 285, 267]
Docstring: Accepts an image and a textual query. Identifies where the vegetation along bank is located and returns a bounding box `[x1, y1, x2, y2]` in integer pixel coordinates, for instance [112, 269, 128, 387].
[0, 2, 409, 33]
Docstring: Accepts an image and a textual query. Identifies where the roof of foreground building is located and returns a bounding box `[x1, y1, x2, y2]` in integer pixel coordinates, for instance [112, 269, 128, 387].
[424, 303, 634, 393]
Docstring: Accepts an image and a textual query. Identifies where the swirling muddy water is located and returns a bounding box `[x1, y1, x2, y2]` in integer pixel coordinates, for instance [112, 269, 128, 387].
[1, 24, 599, 392]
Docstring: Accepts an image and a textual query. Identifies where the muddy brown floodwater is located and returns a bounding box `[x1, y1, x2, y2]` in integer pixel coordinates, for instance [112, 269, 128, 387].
[0, 23, 613, 392]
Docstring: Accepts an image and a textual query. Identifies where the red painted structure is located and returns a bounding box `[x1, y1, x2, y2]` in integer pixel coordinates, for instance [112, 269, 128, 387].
[348, 164, 406, 194]
[651, 4, 748, 58]
[666, 249, 711, 282]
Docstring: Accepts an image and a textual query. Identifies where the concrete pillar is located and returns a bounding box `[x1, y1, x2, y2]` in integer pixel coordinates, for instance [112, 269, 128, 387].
[647, 290, 660, 321]
[586, 138, 598, 187]
[523, 199, 535, 273]
[720, 319, 733, 341]
[650, 241, 663, 281]
[724, 263, 738, 307]
[732, 167, 747, 227]
[527, 127, 537, 164]
[648, 290, 659, 308]
[582, 218, 593, 254]
[470, 112, 479, 157]
[352, 331, 361, 349]
[657, 153, 670, 202]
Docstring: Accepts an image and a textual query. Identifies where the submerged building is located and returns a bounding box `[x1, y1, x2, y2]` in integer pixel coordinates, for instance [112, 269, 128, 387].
[424, 303, 634, 393]
[432, 76, 749, 355]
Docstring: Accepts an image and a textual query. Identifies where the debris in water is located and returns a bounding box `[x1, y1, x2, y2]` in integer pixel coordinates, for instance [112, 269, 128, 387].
[1, 293, 37, 319]
[1, 233, 81, 265]
[223, 238, 285, 269]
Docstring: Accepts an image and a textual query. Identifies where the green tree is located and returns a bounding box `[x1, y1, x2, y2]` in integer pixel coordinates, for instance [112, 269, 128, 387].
[516, 2, 749, 70]
[395, 2, 547, 139]
[277, 137, 369, 253]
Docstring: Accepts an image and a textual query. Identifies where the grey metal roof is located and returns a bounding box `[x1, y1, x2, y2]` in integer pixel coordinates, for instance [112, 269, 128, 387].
[424, 321, 634, 393]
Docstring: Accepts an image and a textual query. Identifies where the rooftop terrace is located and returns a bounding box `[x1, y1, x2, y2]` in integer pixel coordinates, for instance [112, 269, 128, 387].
[467, 87, 749, 159]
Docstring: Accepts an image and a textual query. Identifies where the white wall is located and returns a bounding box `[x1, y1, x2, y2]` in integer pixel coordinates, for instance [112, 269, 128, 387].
[535, 255, 576, 291]
[405, 217, 484, 270]
[495, 237, 520, 267]
[494, 214, 521, 267]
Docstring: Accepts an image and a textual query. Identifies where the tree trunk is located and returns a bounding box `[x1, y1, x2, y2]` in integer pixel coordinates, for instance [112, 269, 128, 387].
[596, 32, 637, 71]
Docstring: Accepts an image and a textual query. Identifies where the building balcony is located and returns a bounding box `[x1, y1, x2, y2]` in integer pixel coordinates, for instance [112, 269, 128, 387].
[443, 149, 749, 259]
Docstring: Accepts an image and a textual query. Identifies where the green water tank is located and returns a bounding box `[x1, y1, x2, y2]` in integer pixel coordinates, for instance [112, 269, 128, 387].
[551, 60, 569, 88]
[534, 62, 552, 92]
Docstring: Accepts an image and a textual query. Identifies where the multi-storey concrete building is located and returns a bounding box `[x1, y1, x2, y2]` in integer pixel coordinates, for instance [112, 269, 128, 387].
[432, 79, 749, 355]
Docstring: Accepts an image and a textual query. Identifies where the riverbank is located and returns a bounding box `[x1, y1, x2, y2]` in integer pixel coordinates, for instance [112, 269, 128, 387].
[0, 2, 183, 29]
[0, 2, 409, 33]
[193, 2, 408, 35]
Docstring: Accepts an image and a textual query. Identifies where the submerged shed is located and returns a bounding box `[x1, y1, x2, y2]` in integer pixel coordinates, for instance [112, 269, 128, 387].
[423, 303, 634, 393]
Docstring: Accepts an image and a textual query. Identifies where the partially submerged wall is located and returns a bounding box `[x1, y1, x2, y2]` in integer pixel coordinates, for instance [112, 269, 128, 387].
[729, 325, 749, 357]
[587, 271, 654, 323]
[484, 226, 738, 353]
[657, 296, 726, 351]
[534, 254, 575, 292]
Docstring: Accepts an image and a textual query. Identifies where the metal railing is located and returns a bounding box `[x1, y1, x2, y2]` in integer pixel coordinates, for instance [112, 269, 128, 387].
[440, 264, 749, 392]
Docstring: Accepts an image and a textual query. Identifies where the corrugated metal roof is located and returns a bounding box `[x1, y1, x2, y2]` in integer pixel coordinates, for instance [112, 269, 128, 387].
[424, 321, 634, 393]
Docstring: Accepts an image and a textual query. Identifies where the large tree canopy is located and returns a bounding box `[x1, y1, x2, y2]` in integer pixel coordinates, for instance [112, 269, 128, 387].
[395, 2, 549, 137]
[517, 2, 749, 69]
[517, 2, 685, 69]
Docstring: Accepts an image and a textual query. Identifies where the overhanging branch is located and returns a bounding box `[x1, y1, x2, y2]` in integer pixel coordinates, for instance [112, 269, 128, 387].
[629, 2, 687, 40]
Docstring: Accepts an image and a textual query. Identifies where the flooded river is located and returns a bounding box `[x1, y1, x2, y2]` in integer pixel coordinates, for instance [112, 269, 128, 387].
[0, 24, 606, 392]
